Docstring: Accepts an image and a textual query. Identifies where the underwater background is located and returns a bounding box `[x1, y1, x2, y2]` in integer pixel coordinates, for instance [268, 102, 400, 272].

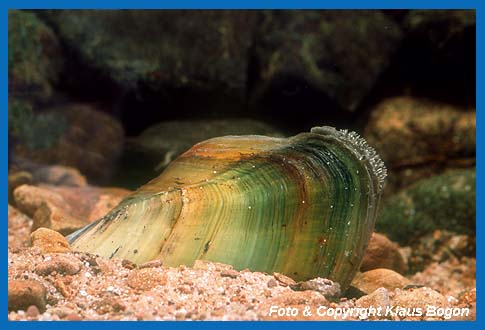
[7, 10, 476, 320]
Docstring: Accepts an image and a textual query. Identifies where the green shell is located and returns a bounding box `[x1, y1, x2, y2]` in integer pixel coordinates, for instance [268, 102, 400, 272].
[68, 126, 386, 288]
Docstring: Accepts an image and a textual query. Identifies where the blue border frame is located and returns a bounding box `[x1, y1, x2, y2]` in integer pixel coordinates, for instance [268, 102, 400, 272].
[0, 0, 481, 10]
[2, 0, 481, 329]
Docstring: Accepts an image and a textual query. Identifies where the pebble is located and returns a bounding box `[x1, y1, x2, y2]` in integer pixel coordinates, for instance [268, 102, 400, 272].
[50, 306, 77, 318]
[26, 305, 40, 318]
[121, 259, 137, 270]
[351, 268, 411, 294]
[93, 296, 126, 314]
[65, 313, 82, 320]
[220, 269, 239, 279]
[267, 279, 278, 288]
[35, 254, 83, 276]
[193, 260, 234, 272]
[30, 227, 71, 253]
[392, 287, 449, 317]
[273, 272, 296, 287]
[127, 268, 167, 291]
[459, 288, 476, 306]
[296, 278, 341, 301]
[361, 232, 407, 273]
[53, 278, 72, 298]
[138, 259, 163, 269]
[8, 279, 47, 312]
[355, 287, 390, 310]
[6, 245, 475, 321]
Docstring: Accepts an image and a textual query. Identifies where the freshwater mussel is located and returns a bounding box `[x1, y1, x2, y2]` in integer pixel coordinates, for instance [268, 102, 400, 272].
[68, 126, 386, 289]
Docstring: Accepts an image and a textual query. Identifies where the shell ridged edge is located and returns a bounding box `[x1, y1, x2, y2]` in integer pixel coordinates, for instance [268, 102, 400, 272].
[311, 126, 387, 193]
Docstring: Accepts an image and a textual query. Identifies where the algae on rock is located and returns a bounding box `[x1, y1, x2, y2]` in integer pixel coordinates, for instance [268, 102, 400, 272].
[376, 169, 475, 245]
[8, 10, 63, 103]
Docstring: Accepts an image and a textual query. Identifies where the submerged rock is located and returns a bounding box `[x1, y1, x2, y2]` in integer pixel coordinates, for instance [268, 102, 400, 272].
[8, 10, 63, 103]
[13, 184, 130, 235]
[8, 279, 47, 312]
[376, 169, 475, 245]
[296, 278, 341, 301]
[392, 287, 449, 317]
[252, 10, 402, 112]
[351, 269, 411, 294]
[355, 287, 391, 311]
[361, 232, 407, 274]
[31, 228, 71, 254]
[34, 254, 83, 276]
[8, 171, 33, 204]
[32, 165, 87, 187]
[40, 10, 256, 95]
[132, 119, 284, 164]
[12, 103, 124, 180]
[364, 97, 475, 195]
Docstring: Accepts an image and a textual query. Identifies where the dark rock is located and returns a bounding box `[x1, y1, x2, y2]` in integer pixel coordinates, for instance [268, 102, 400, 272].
[8, 100, 66, 158]
[376, 169, 475, 245]
[8, 279, 47, 312]
[252, 10, 402, 116]
[404, 10, 475, 37]
[342, 285, 367, 299]
[40, 10, 257, 94]
[8, 10, 63, 103]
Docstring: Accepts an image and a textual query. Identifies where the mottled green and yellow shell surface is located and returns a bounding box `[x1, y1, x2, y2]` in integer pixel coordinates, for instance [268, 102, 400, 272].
[68, 126, 386, 288]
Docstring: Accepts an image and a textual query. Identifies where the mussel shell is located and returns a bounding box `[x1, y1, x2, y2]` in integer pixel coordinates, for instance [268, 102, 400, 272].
[69, 126, 386, 289]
